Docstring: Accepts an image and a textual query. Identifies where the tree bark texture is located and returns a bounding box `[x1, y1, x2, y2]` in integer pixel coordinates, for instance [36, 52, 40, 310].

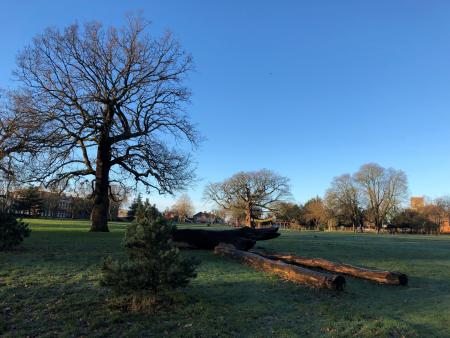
[250, 248, 408, 286]
[90, 134, 111, 232]
[214, 243, 345, 290]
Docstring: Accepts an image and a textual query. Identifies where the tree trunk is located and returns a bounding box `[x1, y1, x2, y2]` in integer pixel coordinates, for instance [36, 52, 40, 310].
[90, 136, 111, 232]
[251, 248, 408, 286]
[173, 226, 280, 250]
[375, 214, 382, 233]
[245, 203, 253, 228]
[215, 243, 345, 290]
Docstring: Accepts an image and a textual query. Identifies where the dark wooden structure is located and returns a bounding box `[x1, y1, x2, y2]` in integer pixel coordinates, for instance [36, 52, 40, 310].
[172, 226, 280, 250]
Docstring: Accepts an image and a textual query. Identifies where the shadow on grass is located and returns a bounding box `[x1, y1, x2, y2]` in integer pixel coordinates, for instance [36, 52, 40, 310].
[2, 272, 446, 338]
[1, 226, 450, 337]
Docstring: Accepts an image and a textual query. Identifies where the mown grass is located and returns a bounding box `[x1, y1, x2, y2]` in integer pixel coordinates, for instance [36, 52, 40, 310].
[1, 219, 450, 337]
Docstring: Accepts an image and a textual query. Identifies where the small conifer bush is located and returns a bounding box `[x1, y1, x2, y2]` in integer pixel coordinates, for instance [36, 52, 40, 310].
[0, 212, 30, 250]
[101, 202, 197, 311]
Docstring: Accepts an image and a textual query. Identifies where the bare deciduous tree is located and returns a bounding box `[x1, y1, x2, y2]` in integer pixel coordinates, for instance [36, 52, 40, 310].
[303, 197, 328, 229]
[8, 16, 199, 231]
[0, 111, 25, 176]
[433, 196, 450, 232]
[0, 106, 31, 210]
[171, 193, 194, 222]
[355, 163, 408, 233]
[325, 174, 362, 231]
[0, 121, 14, 173]
[435, 196, 450, 220]
[204, 169, 291, 227]
[421, 204, 445, 231]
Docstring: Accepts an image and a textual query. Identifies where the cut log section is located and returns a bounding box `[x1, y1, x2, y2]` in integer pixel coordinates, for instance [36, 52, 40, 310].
[173, 227, 280, 251]
[250, 248, 408, 286]
[214, 243, 345, 290]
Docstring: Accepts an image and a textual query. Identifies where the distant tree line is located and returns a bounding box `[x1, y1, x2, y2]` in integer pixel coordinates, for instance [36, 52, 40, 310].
[272, 163, 449, 234]
[128, 193, 225, 225]
[199, 163, 448, 235]
[1, 185, 127, 220]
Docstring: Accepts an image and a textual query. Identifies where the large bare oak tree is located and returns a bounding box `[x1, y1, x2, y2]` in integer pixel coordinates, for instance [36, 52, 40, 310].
[204, 169, 291, 227]
[355, 163, 408, 232]
[8, 17, 199, 231]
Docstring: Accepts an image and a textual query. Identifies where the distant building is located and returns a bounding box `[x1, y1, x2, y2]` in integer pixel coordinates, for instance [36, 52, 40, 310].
[192, 211, 223, 224]
[410, 196, 450, 234]
[410, 196, 425, 210]
[40, 191, 73, 218]
[117, 209, 129, 219]
[9, 188, 121, 220]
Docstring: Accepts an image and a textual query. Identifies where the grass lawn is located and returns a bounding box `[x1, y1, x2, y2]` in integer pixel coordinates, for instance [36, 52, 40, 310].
[1, 219, 450, 337]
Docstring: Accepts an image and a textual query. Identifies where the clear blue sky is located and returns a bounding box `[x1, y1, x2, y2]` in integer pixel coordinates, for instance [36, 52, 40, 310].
[1, 0, 450, 211]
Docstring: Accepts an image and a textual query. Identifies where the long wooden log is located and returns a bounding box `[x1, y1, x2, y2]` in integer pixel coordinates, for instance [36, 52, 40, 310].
[250, 248, 408, 286]
[172, 227, 280, 251]
[214, 243, 345, 290]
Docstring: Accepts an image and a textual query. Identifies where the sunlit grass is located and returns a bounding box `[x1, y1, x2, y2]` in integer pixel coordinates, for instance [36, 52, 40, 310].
[1, 219, 450, 337]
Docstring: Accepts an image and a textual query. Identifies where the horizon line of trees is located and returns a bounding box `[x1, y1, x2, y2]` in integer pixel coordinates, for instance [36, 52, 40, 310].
[0, 185, 127, 220]
[3, 160, 449, 235]
[123, 163, 449, 234]
[271, 163, 450, 234]
[197, 163, 449, 234]
[272, 195, 449, 234]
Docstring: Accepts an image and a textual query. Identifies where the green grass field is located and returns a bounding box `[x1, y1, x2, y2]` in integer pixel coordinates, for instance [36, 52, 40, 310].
[1, 219, 450, 337]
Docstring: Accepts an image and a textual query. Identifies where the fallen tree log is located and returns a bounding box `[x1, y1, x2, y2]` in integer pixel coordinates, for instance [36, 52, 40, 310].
[250, 248, 408, 286]
[214, 243, 345, 290]
[172, 227, 280, 251]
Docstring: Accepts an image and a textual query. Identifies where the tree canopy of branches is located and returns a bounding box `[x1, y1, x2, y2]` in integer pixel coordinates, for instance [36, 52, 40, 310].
[273, 201, 304, 224]
[435, 196, 450, 223]
[0, 117, 16, 177]
[13, 186, 44, 217]
[391, 209, 439, 234]
[325, 174, 363, 231]
[171, 193, 194, 222]
[0, 108, 27, 175]
[421, 204, 446, 230]
[7, 16, 199, 231]
[0, 106, 28, 206]
[303, 197, 328, 230]
[355, 163, 408, 232]
[204, 169, 291, 227]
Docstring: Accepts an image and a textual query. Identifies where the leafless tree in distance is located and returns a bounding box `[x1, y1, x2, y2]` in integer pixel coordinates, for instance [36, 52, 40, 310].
[204, 169, 291, 227]
[325, 174, 363, 232]
[303, 197, 328, 229]
[355, 163, 408, 233]
[171, 193, 194, 222]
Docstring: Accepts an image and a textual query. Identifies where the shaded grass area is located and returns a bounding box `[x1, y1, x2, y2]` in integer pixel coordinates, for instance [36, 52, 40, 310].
[1, 219, 450, 337]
